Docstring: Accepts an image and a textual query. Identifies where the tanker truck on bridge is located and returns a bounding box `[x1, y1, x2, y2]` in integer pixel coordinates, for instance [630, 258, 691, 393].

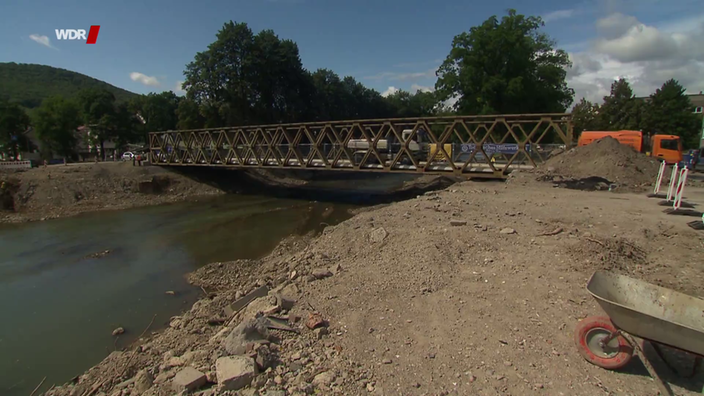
[346, 129, 431, 165]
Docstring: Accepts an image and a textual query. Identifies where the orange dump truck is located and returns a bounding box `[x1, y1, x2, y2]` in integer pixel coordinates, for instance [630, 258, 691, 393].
[578, 130, 683, 164]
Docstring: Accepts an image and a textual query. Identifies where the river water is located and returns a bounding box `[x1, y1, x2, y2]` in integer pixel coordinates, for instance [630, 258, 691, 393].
[0, 194, 358, 396]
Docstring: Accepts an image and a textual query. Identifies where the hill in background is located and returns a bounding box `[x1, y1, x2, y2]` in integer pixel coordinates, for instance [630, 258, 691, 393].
[0, 62, 137, 109]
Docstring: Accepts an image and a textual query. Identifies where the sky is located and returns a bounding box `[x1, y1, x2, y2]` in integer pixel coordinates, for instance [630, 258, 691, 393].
[1, 0, 703, 108]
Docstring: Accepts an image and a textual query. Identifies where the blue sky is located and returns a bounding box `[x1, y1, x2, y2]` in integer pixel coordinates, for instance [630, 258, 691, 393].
[1, 0, 703, 104]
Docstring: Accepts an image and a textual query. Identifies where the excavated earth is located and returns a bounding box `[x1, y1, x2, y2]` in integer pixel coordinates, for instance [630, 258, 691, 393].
[0, 163, 224, 223]
[44, 176, 704, 396]
[513, 137, 671, 193]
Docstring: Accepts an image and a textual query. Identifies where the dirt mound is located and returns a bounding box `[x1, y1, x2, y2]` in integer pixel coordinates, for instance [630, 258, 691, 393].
[0, 163, 223, 222]
[538, 137, 661, 191]
[567, 236, 648, 273]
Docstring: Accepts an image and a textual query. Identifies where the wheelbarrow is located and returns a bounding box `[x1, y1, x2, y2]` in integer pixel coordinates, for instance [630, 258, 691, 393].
[575, 271, 704, 395]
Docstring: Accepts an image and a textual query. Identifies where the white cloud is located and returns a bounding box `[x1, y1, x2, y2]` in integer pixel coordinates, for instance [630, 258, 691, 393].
[595, 13, 639, 39]
[381, 86, 399, 97]
[130, 72, 161, 87]
[174, 81, 186, 95]
[410, 84, 434, 93]
[566, 12, 704, 107]
[364, 68, 437, 81]
[543, 9, 577, 23]
[29, 34, 57, 50]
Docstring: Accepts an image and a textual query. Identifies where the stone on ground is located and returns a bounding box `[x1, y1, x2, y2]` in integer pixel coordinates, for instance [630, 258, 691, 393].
[216, 355, 257, 391]
[171, 367, 207, 392]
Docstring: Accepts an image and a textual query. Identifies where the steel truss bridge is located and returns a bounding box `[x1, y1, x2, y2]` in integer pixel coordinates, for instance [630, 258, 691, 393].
[149, 113, 573, 177]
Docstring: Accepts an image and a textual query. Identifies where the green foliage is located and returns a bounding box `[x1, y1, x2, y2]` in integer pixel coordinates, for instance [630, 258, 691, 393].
[571, 98, 600, 138]
[435, 9, 573, 115]
[176, 98, 206, 130]
[129, 91, 181, 138]
[32, 96, 82, 158]
[0, 99, 31, 159]
[181, 21, 441, 129]
[0, 63, 137, 109]
[642, 79, 701, 148]
[384, 90, 440, 118]
[598, 78, 644, 131]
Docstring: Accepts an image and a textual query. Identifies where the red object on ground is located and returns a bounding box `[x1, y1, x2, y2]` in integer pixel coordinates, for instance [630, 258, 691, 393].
[574, 315, 633, 369]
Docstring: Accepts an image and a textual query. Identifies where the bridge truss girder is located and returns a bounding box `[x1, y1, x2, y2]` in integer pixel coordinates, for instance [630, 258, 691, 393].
[148, 113, 573, 177]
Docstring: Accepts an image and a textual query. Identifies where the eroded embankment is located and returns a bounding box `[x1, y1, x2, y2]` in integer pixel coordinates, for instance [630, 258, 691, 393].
[43, 180, 704, 396]
[1, 163, 459, 223]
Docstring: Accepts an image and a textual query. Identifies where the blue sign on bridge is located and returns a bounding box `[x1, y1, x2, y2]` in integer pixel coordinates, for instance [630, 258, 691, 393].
[460, 143, 529, 155]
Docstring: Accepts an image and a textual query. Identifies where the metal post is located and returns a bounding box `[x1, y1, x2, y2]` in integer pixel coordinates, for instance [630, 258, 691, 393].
[653, 161, 666, 195]
[673, 168, 689, 211]
[666, 163, 679, 202]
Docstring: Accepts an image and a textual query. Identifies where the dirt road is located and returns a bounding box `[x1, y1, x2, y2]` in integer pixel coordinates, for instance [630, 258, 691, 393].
[44, 178, 704, 396]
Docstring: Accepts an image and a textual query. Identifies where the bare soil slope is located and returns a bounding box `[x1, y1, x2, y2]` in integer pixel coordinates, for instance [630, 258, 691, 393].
[45, 181, 704, 396]
[515, 137, 663, 192]
[0, 163, 223, 223]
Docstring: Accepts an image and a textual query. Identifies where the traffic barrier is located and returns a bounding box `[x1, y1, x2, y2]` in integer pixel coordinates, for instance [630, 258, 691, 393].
[0, 160, 33, 169]
[666, 163, 679, 202]
[672, 168, 689, 211]
[651, 161, 667, 196]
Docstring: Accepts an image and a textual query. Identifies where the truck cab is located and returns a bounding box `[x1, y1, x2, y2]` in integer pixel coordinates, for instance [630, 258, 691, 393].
[650, 135, 682, 165]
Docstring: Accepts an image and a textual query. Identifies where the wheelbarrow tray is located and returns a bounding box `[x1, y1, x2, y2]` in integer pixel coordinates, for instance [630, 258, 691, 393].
[587, 271, 704, 356]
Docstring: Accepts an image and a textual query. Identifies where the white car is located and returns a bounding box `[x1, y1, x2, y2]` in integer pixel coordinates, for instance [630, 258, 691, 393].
[121, 152, 135, 161]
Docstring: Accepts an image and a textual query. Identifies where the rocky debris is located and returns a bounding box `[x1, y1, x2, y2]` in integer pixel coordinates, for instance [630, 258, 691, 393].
[242, 296, 280, 318]
[40, 180, 704, 396]
[172, 367, 207, 392]
[223, 316, 270, 355]
[305, 312, 326, 329]
[111, 327, 125, 336]
[311, 268, 333, 279]
[500, 228, 517, 235]
[223, 285, 271, 317]
[133, 369, 153, 394]
[449, 219, 467, 226]
[312, 370, 336, 388]
[216, 355, 257, 391]
[254, 344, 276, 370]
[370, 227, 388, 243]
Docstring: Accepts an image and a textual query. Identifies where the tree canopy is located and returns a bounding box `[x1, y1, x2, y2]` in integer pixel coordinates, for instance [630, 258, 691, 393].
[571, 78, 701, 148]
[0, 99, 31, 159]
[435, 9, 574, 115]
[32, 96, 82, 158]
[180, 21, 439, 129]
[642, 79, 701, 148]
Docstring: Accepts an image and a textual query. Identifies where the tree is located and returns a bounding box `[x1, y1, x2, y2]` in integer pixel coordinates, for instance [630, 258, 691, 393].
[435, 9, 574, 115]
[114, 102, 143, 149]
[176, 98, 205, 129]
[32, 96, 81, 158]
[571, 98, 600, 138]
[183, 22, 258, 126]
[643, 79, 701, 148]
[598, 78, 644, 131]
[0, 99, 31, 160]
[385, 90, 440, 118]
[77, 88, 117, 160]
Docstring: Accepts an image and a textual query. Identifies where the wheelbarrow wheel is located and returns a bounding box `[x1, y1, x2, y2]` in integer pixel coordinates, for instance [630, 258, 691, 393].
[574, 316, 633, 370]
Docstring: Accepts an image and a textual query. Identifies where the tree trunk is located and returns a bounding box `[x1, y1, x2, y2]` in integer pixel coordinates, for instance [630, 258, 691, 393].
[99, 139, 105, 161]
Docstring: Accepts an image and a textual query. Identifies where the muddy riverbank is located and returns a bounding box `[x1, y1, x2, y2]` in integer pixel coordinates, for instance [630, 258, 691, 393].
[0, 163, 223, 223]
[0, 163, 458, 223]
[41, 178, 704, 396]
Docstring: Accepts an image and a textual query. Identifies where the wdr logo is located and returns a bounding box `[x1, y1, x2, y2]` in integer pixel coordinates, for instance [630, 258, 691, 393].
[55, 26, 101, 44]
